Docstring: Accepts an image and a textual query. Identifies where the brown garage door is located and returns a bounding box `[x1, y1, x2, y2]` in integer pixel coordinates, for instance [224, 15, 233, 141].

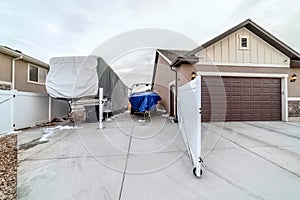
[201, 76, 281, 122]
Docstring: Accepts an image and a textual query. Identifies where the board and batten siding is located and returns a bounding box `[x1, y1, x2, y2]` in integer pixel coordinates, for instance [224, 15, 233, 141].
[196, 27, 290, 67]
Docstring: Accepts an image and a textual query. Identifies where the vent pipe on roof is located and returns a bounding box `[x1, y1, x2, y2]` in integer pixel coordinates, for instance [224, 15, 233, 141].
[11, 55, 23, 90]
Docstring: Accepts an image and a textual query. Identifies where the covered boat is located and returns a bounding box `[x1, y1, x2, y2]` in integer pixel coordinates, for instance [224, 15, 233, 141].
[46, 56, 128, 114]
[129, 91, 161, 113]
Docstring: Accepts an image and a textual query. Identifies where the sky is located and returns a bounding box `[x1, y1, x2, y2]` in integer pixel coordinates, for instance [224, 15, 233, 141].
[1, 0, 300, 86]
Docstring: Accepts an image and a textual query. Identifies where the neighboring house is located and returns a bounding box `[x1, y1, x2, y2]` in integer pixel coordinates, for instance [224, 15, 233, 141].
[152, 19, 300, 122]
[0, 45, 49, 93]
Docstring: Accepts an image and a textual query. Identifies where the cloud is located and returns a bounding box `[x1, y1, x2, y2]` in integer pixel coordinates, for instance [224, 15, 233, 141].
[1, 0, 300, 86]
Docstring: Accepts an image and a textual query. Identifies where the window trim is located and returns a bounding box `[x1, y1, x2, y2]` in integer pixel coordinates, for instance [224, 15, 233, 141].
[27, 63, 47, 85]
[239, 35, 249, 50]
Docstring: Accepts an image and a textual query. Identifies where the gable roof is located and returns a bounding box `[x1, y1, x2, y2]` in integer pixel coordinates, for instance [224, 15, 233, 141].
[188, 19, 300, 61]
[157, 49, 190, 63]
[0, 45, 49, 68]
[156, 49, 198, 68]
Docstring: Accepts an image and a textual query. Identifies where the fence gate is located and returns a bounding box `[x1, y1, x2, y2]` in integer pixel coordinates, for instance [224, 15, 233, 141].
[178, 76, 202, 177]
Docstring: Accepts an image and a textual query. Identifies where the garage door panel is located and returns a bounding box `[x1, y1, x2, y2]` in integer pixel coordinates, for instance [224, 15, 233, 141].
[253, 96, 262, 101]
[272, 88, 280, 93]
[232, 114, 242, 120]
[252, 104, 261, 109]
[262, 96, 271, 101]
[262, 104, 271, 109]
[263, 87, 271, 93]
[253, 78, 263, 84]
[242, 114, 252, 120]
[263, 79, 272, 84]
[242, 103, 251, 109]
[253, 87, 263, 93]
[201, 76, 281, 122]
[272, 79, 281, 84]
[271, 103, 281, 108]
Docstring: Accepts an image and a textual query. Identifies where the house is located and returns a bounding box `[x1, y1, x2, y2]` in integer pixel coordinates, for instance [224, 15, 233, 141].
[0, 45, 49, 93]
[152, 19, 300, 122]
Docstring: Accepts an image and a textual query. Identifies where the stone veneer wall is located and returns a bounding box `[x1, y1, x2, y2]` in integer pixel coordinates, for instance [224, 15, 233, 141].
[288, 101, 300, 117]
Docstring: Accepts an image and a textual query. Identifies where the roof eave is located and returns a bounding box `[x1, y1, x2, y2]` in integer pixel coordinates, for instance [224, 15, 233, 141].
[291, 60, 300, 68]
[188, 19, 300, 60]
[170, 56, 199, 68]
[0, 46, 49, 68]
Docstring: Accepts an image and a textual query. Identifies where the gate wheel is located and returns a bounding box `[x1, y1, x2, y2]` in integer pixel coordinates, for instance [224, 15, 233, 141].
[193, 167, 203, 177]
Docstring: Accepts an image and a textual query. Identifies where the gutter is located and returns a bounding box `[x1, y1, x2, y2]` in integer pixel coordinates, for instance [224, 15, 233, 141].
[151, 51, 159, 90]
[0, 46, 49, 68]
[170, 66, 178, 123]
[169, 55, 198, 123]
[11, 55, 23, 90]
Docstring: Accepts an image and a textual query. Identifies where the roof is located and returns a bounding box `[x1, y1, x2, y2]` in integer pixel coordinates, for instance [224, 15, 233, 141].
[0, 45, 49, 68]
[157, 49, 198, 67]
[157, 49, 190, 63]
[188, 19, 300, 61]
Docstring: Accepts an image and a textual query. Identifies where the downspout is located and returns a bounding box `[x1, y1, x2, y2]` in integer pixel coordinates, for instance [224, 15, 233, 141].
[12, 55, 23, 90]
[170, 66, 178, 123]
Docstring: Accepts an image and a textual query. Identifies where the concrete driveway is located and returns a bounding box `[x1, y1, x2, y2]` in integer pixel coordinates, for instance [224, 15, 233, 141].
[17, 111, 300, 200]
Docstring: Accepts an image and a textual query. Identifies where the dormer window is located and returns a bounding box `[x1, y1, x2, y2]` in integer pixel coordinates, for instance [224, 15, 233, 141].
[239, 36, 249, 50]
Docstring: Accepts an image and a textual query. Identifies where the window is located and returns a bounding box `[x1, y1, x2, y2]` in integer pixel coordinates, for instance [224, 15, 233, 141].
[239, 36, 249, 49]
[28, 64, 47, 84]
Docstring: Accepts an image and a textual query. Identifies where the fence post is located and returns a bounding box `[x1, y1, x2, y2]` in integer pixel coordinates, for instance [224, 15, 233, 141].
[10, 90, 17, 132]
[48, 96, 52, 122]
[99, 88, 103, 129]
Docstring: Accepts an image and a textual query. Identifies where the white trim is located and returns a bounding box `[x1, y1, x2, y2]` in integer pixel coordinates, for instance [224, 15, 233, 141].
[168, 80, 175, 87]
[282, 77, 288, 122]
[288, 97, 300, 101]
[196, 61, 289, 68]
[0, 46, 49, 68]
[198, 71, 288, 122]
[168, 81, 176, 116]
[239, 35, 249, 50]
[27, 80, 46, 86]
[27, 63, 47, 85]
[0, 81, 11, 85]
[157, 50, 172, 64]
[197, 71, 288, 78]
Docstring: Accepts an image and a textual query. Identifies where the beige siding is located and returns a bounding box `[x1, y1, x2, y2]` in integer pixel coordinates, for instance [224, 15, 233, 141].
[197, 50, 206, 61]
[0, 53, 12, 82]
[228, 34, 235, 62]
[15, 60, 47, 94]
[236, 30, 244, 63]
[214, 43, 222, 62]
[243, 29, 251, 63]
[153, 55, 175, 112]
[206, 46, 214, 61]
[288, 68, 300, 97]
[196, 27, 290, 66]
[221, 38, 229, 62]
[0, 51, 47, 94]
[250, 33, 258, 63]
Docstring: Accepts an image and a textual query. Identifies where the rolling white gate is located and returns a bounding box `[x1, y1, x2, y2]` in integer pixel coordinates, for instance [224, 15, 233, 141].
[178, 76, 202, 177]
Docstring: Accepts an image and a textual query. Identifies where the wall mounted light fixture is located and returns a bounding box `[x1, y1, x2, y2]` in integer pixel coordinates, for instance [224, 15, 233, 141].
[191, 71, 197, 80]
[290, 73, 297, 82]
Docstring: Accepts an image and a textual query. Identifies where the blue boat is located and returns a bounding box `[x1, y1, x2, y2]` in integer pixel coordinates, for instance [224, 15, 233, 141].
[129, 91, 161, 114]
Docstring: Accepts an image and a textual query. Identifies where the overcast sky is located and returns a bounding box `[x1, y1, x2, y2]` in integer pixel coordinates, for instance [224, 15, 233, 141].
[1, 0, 300, 86]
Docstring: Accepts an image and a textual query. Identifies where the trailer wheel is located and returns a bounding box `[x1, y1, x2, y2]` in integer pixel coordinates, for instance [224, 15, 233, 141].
[193, 167, 203, 177]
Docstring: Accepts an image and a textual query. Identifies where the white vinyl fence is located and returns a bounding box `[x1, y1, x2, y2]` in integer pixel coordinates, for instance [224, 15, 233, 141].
[178, 76, 202, 177]
[0, 90, 69, 135]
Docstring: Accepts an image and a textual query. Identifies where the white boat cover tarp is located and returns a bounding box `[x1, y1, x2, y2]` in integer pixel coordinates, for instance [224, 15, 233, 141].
[46, 56, 98, 99]
[178, 76, 202, 177]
